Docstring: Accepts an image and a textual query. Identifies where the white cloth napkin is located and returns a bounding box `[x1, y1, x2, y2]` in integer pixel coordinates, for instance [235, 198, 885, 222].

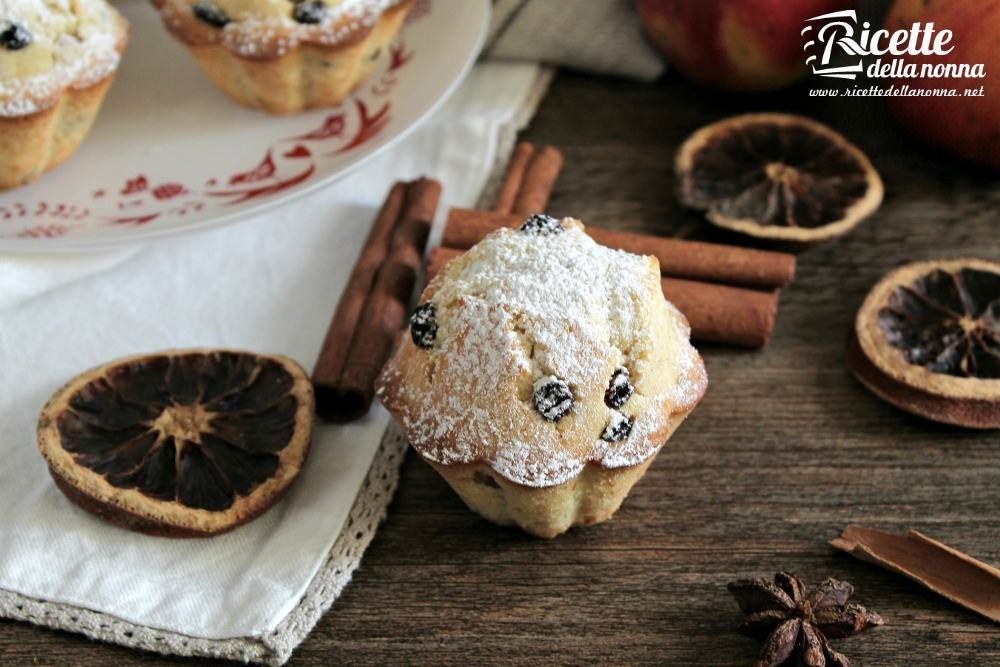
[486, 0, 665, 81]
[0, 61, 543, 660]
[0, 247, 140, 309]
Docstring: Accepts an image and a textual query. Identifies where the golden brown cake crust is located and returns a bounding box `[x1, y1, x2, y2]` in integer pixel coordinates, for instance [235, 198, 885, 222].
[150, 0, 411, 113]
[151, 0, 410, 61]
[0, 1, 128, 189]
[0, 76, 115, 190]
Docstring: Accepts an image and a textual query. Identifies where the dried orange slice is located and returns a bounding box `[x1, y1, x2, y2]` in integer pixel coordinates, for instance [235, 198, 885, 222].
[676, 113, 883, 245]
[849, 259, 1000, 429]
[37, 349, 314, 536]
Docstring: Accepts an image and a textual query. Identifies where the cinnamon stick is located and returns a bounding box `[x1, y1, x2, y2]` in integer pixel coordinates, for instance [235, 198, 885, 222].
[831, 525, 1000, 624]
[426, 246, 778, 348]
[311, 182, 406, 395]
[660, 277, 777, 348]
[313, 178, 442, 422]
[492, 142, 536, 214]
[511, 145, 564, 215]
[444, 208, 795, 290]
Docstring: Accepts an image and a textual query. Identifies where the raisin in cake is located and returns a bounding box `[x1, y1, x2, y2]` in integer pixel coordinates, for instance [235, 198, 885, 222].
[0, 0, 128, 189]
[150, 0, 412, 114]
[377, 216, 707, 538]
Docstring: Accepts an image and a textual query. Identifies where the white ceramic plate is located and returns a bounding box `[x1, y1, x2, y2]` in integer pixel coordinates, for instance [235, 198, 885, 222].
[0, 0, 488, 251]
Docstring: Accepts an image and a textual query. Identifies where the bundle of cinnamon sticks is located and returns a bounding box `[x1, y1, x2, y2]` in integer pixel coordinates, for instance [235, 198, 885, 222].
[312, 177, 441, 422]
[429, 142, 796, 348]
[311, 144, 796, 422]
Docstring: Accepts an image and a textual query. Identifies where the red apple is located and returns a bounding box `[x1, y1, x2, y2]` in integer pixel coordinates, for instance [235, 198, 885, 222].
[636, 0, 857, 92]
[885, 0, 1000, 167]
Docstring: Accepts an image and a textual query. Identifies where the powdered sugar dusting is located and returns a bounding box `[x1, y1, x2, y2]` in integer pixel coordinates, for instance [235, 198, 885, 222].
[0, 0, 124, 116]
[378, 219, 707, 488]
[157, 0, 402, 58]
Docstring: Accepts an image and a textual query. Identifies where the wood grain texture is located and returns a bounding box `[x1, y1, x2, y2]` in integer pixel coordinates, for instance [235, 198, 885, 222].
[4, 70, 1000, 666]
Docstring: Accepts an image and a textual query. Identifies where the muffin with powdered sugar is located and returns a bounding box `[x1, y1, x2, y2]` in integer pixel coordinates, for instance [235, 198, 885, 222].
[377, 215, 707, 538]
[150, 0, 411, 114]
[0, 0, 128, 189]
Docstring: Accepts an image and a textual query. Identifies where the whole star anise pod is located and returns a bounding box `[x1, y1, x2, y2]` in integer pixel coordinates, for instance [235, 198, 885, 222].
[727, 572, 883, 667]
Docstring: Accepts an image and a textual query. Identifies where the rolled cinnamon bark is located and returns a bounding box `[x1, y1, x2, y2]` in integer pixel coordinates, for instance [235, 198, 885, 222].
[511, 145, 564, 215]
[313, 178, 442, 422]
[443, 208, 795, 290]
[336, 242, 424, 420]
[832, 525, 1000, 624]
[492, 142, 536, 214]
[311, 182, 406, 398]
[425, 246, 779, 348]
[660, 277, 778, 348]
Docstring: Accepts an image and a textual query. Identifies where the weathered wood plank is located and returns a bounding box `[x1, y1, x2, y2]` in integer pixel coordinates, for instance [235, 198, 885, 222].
[3, 67, 998, 665]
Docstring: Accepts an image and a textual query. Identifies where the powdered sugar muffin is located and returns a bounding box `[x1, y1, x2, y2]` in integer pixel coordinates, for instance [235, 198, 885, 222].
[377, 215, 707, 538]
[0, 0, 128, 189]
[150, 0, 411, 114]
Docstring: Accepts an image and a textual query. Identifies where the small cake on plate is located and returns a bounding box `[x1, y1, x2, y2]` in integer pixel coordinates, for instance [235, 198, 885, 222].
[377, 215, 707, 538]
[150, 0, 412, 114]
[0, 0, 128, 190]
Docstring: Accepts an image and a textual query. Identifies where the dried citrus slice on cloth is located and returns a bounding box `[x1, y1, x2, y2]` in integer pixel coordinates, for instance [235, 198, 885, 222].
[676, 113, 883, 245]
[849, 259, 1000, 429]
[37, 349, 314, 536]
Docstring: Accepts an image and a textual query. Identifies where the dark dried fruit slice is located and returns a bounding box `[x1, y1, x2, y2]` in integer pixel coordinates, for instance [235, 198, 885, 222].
[37, 349, 315, 536]
[850, 259, 1000, 428]
[676, 113, 883, 245]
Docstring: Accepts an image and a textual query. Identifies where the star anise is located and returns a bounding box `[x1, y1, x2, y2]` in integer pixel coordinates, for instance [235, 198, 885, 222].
[727, 572, 883, 667]
[878, 267, 1000, 378]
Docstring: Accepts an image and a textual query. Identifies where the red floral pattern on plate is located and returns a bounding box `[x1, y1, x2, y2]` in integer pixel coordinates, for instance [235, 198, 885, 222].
[1, 0, 434, 241]
[104, 54, 411, 228]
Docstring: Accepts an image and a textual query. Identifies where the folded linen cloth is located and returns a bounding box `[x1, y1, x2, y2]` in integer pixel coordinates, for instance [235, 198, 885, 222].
[486, 0, 665, 81]
[0, 247, 140, 310]
[0, 61, 551, 665]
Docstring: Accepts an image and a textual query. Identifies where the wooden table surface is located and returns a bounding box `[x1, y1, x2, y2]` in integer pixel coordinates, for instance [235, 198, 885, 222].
[4, 69, 999, 665]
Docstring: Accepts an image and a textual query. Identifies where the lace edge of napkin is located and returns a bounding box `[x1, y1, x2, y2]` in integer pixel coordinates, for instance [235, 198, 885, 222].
[0, 423, 409, 666]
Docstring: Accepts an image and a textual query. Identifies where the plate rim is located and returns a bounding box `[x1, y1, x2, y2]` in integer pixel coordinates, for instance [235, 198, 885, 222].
[0, 0, 490, 254]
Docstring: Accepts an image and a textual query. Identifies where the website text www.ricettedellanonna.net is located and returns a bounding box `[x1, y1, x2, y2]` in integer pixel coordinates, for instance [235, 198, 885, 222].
[810, 83, 986, 97]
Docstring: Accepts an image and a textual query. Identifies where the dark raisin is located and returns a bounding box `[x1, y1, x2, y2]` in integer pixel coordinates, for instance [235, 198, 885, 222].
[601, 412, 633, 442]
[519, 214, 564, 235]
[410, 303, 437, 349]
[0, 23, 32, 51]
[293, 1, 326, 24]
[604, 366, 634, 408]
[533, 376, 573, 422]
[193, 1, 231, 28]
